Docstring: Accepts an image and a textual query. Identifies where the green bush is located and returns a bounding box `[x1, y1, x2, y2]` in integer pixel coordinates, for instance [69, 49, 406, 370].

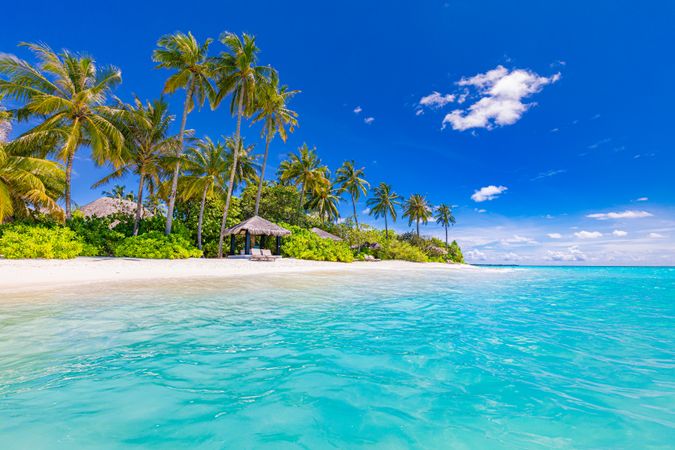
[378, 238, 428, 262]
[67, 214, 125, 256]
[447, 240, 465, 263]
[0, 226, 83, 259]
[280, 224, 354, 262]
[114, 231, 203, 259]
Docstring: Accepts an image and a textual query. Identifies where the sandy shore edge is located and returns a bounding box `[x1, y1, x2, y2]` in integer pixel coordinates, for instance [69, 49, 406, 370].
[0, 257, 481, 294]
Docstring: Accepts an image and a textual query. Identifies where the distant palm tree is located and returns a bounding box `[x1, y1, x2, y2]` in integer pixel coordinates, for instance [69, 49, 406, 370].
[403, 194, 432, 237]
[336, 160, 369, 229]
[251, 71, 298, 216]
[153, 32, 215, 235]
[277, 143, 329, 209]
[434, 203, 456, 250]
[224, 136, 260, 190]
[180, 137, 228, 249]
[367, 182, 400, 239]
[94, 98, 177, 235]
[0, 43, 126, 219]
[214, 32, 271, 258]
[101, 185, 134, 201]
[307, 181, 341, 224]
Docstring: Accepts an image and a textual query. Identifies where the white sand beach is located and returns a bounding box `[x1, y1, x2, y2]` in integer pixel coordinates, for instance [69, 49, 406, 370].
[0, 257, 479, 294]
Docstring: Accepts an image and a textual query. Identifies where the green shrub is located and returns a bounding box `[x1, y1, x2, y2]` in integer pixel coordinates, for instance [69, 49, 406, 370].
[378, 238, 428, 262]
[447, 240, 465, 263]
[280, 224, 354, 262]
[66, 214, 125, 256]
[0, 226, 83, 259]
[114, 231, 203, 259]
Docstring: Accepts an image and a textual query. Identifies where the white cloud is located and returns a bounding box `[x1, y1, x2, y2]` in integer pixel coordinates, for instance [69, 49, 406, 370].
[636, 197, 648, 202]
[353, 106, 362, 114]
[502, 235, 538, 245]
[465, 249, 487, 261]
[475, 208, 487, 213]
[649, 233, 665, 239]
[364, 117, 375, 125]
[442, 65, 560, 131]
[471, 185, 508, 202]
[575, 230, 603, 239]
[587, 210, 653, 220]
[361, 207, 371, 215]
[547, 233, 562, 239]
[531, 169, 566, 181]
[419, 91, 455, 108]
[415, 109, 424, 116]
[612, 230, 628, 237]
[502, 252, 523, 261]
[547, 245, 587, 262]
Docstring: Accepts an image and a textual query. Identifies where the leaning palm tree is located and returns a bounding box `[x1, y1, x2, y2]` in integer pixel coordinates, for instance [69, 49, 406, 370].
[179, 137, 229, 249]
[277, 143, 328, 209]
[94, 98, 178, 235]
[403, 194, 432, 237]
[435, 203, 456, 250]
[0, 110, 65, 222]
[153, 31, 216, 235]
[367, 182, 400, 239]
[336, 160, 369, 229]
[0, 42, 125, 219]
[250, 70, 299, 216]
[307, 181, 341, 224]
[214, 31, 271, 257]
[224, 136, 260, 190]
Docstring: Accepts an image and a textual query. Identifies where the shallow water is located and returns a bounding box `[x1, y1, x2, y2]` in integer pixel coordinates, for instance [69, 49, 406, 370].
[1, 267, 674, 449]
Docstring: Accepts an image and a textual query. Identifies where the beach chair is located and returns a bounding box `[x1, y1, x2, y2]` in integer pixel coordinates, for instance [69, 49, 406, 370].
[251, 248, 276, 262]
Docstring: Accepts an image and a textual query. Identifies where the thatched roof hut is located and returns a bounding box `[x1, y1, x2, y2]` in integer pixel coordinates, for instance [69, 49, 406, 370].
[311, 227, 343, 241]
[79, 197, 152, 218]
[224, 216, 291, 237]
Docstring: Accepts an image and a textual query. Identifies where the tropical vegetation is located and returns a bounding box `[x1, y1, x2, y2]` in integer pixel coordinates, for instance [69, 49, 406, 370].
[0, 33, 464, 264]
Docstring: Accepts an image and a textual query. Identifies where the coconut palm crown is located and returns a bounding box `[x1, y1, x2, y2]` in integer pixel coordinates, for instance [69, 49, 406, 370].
[336, 160, 369, 229]
[403, 193, 432, 237]
[367, 182, 400, 239]
[434, 203, 456, 249]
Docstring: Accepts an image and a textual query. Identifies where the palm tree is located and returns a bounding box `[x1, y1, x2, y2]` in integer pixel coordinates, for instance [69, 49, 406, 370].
[403, 194, 432, 237]
[336, 160, 369, 229]
[0, 110, 64, 222]
[277, 143, 328, 209]
[94, 98, 178, 235]
[101, 184, 134, 201]
[250, 70, 298, 216]
[214, 31, 271, 258]
[367, 182, 400, 239]
[179, 137, 228, 249]
[0, 43, 125, 219]
[307, 181, 341, 224]
[224, 136, 260, 189]
[435, 203, 456, 250]
[153, 32, 216, 235]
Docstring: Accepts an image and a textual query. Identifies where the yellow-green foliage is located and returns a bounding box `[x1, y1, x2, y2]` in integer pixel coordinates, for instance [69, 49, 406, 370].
[379, 238, 429, 262]
[0, 226, 83, 259]
[281, 224, 354, 262]
[114, 231, 202, 259]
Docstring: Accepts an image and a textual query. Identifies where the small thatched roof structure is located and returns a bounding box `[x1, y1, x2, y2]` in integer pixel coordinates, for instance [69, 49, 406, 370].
[223, 215, 291, 237]
[79, 197, 152, 219]
[311, 227, 343, 241]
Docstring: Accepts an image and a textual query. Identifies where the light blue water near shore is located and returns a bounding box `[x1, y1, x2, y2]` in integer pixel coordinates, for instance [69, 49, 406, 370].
[1, 266, 674, 449]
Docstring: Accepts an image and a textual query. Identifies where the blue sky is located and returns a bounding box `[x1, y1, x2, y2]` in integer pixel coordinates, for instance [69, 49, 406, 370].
[2, 0, 674, 265]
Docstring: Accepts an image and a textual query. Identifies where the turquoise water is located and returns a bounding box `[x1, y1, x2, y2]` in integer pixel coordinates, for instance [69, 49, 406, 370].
[1, 267, 674, 449]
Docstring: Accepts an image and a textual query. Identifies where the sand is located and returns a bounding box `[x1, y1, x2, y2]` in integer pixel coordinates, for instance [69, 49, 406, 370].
[0, 257, 478, 294]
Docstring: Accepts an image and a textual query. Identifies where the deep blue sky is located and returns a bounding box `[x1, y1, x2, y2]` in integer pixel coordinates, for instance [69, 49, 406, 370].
[2, 0, 674, 264]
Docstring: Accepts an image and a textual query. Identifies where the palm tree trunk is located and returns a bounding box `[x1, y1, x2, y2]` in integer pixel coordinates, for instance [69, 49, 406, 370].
[254, 133, 271, 216]
[384, 213, 389, 240]
[165, 79, 194, 235]
[218, 93, 245, 258]
[416, 218, 420, 237]
[133, 172, 145, 236]
[64, 151, 74, 220]
[197, 183, 209, 250]
[299, 184, 306, 211]
[445, 226, 449, 250]
[351, 193, 359, 229]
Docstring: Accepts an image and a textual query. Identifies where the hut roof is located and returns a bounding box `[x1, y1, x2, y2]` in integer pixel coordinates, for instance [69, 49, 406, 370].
[311, 227, 343, 241]
[224, 215, 291, 237]
[79, 197, 152, 218]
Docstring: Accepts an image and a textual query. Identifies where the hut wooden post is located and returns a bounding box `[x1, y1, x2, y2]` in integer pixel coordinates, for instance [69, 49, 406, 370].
[245, 231, 251, 255]
[276, 236, 281, 255]
[260, 235, 267, 249]
[229, 235, 236, 256]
